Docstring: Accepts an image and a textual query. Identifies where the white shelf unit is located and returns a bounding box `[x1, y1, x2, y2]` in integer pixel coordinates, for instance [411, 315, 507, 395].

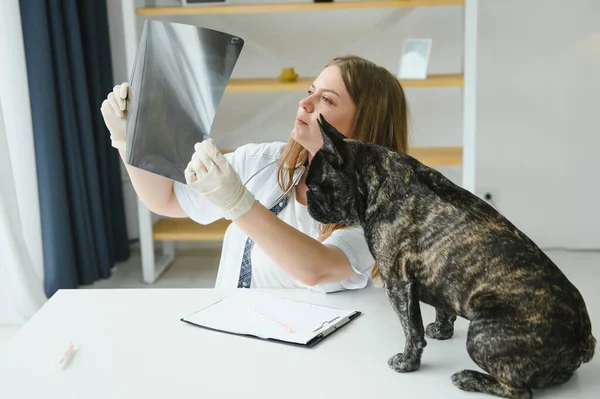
[120, 0, 478, 284]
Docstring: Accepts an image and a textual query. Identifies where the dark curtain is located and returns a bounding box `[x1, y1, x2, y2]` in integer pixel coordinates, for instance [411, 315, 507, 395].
[19, 0, 130, 297]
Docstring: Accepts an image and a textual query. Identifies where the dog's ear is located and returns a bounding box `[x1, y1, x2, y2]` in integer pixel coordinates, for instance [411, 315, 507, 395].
[317, 114, 347, 166]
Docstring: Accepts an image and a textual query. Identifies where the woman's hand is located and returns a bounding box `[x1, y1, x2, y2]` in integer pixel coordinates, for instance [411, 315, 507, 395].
[100, 83, 129, 151]
[185, 140, 255, 220]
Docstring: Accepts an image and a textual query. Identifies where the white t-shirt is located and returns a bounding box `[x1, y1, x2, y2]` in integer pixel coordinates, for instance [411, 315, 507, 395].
[173, 142, 375, 293]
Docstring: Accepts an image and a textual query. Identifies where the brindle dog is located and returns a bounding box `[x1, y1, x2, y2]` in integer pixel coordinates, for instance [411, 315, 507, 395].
[305, 115, 596, 399]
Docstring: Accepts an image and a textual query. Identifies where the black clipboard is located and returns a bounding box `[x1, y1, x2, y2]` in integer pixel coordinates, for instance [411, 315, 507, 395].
[179, 292, 362, 348]
[181, 310, 361, 348]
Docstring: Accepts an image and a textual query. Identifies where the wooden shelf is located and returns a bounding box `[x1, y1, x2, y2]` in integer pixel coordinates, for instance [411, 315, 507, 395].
[153, 218, 231, 241]
[408, 146, 462, 166]
[221, 146, 462, 165]
[225, 74, 463, 93]
[136, 0, 465, 16]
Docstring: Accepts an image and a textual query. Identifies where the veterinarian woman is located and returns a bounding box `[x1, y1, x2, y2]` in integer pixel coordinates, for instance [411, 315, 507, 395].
[101, 55, 409, 292]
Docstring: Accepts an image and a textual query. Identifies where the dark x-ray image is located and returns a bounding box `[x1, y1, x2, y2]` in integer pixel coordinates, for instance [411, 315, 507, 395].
[126, 20, 244, 183]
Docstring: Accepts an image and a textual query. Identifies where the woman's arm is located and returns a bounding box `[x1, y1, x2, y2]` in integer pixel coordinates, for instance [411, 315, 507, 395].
[234, 202, 355, 286]
[116, 149, 186, 218]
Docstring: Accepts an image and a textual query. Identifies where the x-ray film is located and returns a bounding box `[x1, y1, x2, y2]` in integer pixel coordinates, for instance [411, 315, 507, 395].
[126, 20, 244, 183]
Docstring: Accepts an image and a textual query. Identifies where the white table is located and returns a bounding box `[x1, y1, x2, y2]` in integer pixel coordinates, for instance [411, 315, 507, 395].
[1, 287, 598, 398]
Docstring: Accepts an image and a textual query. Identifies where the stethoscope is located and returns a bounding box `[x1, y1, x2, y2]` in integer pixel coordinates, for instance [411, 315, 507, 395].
[242, 159, 306, 210]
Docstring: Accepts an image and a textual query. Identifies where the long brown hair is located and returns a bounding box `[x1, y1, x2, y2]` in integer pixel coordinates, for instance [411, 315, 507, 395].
[277, 55, 410, 279]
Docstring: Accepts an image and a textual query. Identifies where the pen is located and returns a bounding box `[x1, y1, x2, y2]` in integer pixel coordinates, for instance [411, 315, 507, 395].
[55, 342, 78, 371]
[252, 309, 294, 333]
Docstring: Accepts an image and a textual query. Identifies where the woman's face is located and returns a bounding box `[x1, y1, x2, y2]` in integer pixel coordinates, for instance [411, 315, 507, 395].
[292, 65, 356, 156]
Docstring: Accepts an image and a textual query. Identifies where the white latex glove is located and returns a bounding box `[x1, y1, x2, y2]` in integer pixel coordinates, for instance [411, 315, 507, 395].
[100, 82, 129, 151]
[185, 140, 255, 220]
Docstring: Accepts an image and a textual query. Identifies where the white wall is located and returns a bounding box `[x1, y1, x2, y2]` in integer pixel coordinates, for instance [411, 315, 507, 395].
[0, 0, 44, 281]
[476, 0, 600, 249]
[107, 0, 600, 250]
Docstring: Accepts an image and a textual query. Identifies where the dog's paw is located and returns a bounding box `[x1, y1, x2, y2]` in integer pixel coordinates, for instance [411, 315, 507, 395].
[426, 322, 454, 340]
[387, 352, 421, 373]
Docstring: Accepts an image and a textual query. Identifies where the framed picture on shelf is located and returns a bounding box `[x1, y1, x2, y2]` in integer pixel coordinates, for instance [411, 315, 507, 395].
[398, 38, 433, 80]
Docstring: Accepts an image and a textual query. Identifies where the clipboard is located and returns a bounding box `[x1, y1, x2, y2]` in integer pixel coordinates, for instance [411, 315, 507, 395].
[180, 290, 361, 348]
